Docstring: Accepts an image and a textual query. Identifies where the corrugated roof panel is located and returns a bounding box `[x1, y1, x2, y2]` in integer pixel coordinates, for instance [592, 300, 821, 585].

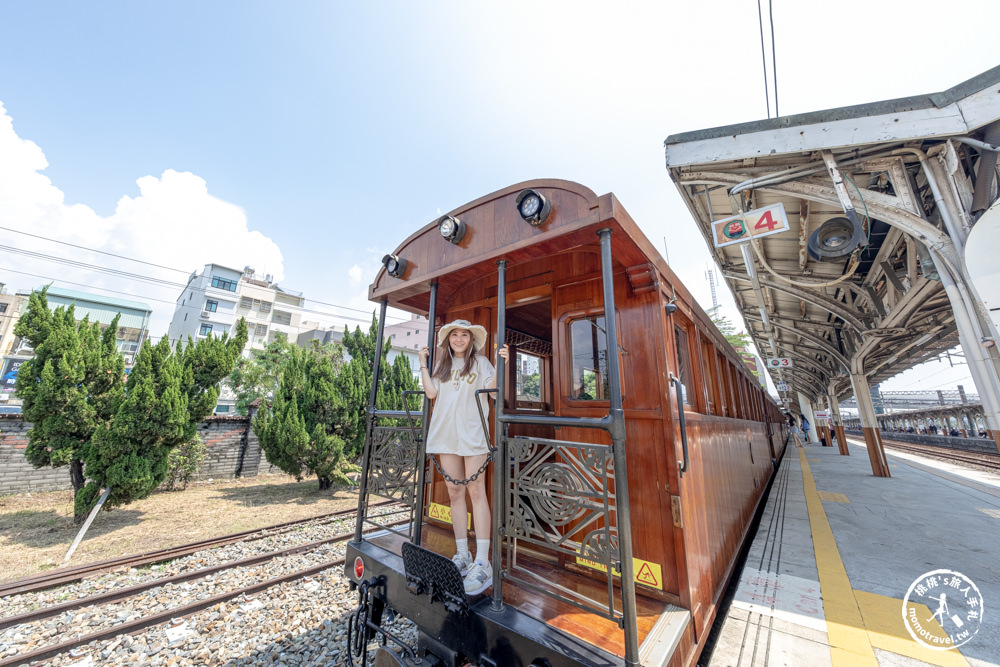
[42, 287, 152, 330]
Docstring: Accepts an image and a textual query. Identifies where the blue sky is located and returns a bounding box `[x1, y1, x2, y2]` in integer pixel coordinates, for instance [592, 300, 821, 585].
[1, 0, 997, 395]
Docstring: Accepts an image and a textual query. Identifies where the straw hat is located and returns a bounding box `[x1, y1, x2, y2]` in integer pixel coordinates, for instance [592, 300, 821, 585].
[437, 319, 488, 350]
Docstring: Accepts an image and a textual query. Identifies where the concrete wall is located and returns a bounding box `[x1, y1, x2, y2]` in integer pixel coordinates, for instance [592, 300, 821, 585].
[0, 414, 275, 495]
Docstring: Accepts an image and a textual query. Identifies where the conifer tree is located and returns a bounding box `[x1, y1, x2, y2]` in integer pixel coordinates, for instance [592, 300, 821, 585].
[228, 335, 296, 414]
[75, 319, 248, 517]
[339, 315, 421, 459]
[14, 288, 125, 511]
[253, 342, 348, 489]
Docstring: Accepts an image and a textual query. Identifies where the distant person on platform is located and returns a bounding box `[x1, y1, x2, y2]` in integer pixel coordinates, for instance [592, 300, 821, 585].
[800, 414, 810, 441]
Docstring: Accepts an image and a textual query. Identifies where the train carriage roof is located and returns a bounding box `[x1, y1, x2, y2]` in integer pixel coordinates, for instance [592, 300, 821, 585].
[370, 179, 695, 317]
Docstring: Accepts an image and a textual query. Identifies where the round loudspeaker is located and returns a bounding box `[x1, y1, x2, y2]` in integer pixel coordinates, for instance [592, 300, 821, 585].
[807, 216, 863, 261]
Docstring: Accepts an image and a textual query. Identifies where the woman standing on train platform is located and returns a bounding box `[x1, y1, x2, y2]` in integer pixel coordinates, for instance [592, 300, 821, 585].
[419, 319, 509, 596]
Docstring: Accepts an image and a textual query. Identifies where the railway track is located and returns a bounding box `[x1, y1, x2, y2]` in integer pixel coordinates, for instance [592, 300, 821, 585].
[0, 504, 409, 667]
[880, 438, 1000, 473]
[0, 499, 395, 598]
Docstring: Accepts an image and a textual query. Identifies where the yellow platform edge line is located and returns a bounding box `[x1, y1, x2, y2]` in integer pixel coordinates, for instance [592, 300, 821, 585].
[797, 447, 970, 667]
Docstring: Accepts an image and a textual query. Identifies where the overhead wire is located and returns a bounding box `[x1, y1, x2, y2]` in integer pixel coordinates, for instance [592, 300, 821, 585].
[0, 231, 408, 325]
[756, 0, 770, 118]
[769, 0, 779, 117]
[0, 225, 190, 274]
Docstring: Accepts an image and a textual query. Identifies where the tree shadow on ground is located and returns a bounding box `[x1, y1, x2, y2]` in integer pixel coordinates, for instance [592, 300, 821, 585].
[212, 479, 356, 508]
[0, 508, 144, 550]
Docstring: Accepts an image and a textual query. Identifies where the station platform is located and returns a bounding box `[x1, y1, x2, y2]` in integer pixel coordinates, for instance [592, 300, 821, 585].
[705, 436, 1000, 667]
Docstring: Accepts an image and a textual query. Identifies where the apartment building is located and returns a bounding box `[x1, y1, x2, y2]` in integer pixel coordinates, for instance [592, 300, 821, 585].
[166, 264, 305, 354]
[0, 285, 29, 399]
[383, 313, 430, 351]
[1, 285, 152, 399]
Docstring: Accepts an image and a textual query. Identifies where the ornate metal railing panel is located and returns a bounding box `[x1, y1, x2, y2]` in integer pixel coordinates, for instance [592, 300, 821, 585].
[362, 423, 422, 538]
[503, 435, 621, 622]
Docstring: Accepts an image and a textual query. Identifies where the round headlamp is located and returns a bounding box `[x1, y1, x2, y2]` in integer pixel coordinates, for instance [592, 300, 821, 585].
[436, 215, 466, 244]
[382, 253, 407, 278]
[515, 189, 551, 226]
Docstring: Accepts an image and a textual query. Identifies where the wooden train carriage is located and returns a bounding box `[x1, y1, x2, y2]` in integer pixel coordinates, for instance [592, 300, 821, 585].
[344, 180, 788, 667]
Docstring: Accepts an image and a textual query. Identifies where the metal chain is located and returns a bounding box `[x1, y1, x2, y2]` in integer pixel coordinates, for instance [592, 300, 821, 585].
[430, 451, 495, 486]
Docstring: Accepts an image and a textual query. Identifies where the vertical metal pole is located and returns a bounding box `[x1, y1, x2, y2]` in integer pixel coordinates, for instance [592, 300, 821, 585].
[597, 229, 639, 666]
[490, 260, 507, 612]
[354, 298, 389, 543]
[413, 284, 438, 547]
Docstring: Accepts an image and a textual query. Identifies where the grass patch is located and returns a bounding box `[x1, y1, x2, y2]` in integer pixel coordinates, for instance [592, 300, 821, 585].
[0, 472, 358, 582]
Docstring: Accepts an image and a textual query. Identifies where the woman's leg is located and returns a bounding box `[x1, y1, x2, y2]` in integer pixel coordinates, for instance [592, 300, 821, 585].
[438, 454, 469, 541]
[464, 453, 491, 561]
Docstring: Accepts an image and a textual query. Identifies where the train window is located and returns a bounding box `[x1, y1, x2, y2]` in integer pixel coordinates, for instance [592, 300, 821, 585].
[715, 351, 729, 417]
[673, 324, 693, 407]
[514, 350, 546, 410]
[732, 365, 742, 418]
[569, 315, 610, 400]
[700, 337, 719, 416]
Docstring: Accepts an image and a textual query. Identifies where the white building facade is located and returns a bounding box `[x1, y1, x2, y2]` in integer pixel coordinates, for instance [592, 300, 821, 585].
[167, 264, 306, 354]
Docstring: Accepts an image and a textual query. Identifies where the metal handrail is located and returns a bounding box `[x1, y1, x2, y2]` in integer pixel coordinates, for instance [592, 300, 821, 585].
[669, 371, 689, 477]
[498, 412, 610, 431]
[399, 390, 425, 431]
[474, 388, 498, 451]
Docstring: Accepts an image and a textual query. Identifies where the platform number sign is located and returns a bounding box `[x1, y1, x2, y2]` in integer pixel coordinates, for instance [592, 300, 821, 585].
[776, 382, 789, 392]
[712, 203, 790, 248]
[767, 357, 793, 368]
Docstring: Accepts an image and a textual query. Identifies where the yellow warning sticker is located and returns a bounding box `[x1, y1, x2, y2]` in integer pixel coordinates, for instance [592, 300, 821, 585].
[428, 502, 471, 529]
[576, 556, 663, 590]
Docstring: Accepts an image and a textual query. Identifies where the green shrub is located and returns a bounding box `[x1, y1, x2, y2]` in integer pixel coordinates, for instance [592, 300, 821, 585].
[161, 436, 207, 491]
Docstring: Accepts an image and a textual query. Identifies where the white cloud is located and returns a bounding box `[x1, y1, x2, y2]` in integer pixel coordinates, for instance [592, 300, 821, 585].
[348, 264, 362, 287]
[0, 101, 284, 339]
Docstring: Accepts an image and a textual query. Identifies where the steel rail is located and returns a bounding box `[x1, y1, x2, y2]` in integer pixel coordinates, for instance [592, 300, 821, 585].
[881, 440, 1000, 472]
[0, 500, 396, 598]
[0, 517, 410, 667]
[0, 514, 402, 630]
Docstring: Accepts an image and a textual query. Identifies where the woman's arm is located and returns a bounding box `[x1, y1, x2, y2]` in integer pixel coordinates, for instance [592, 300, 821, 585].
[485, 344, 510, 390]
[418, 347, 437, 400]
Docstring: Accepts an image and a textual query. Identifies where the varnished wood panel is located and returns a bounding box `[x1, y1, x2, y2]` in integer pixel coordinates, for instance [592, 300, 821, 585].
[365, 179, 790, 667]
[676, 413, 774, 640]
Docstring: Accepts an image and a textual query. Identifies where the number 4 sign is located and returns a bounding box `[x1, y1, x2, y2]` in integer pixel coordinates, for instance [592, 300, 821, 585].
[711, 203, 790, 248]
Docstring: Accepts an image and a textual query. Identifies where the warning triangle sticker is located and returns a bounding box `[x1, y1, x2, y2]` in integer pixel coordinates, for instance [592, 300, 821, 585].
[636, 561, 659, 587]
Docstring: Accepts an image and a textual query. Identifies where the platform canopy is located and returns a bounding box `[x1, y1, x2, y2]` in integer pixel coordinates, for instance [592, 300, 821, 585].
[664, 66, 1000, 407]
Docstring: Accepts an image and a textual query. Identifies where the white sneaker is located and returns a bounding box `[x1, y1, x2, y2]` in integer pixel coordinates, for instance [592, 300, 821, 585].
[451, 551, 473, 577]
[464, 560, 493, 595]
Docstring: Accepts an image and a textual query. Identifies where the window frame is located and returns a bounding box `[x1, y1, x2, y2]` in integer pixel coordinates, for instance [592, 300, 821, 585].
[511, 347, 549, 411]
[199, 323, 213, 336]
[559, 306, 625, 406]
[700, 335, 721, 416]
[205, 299, 218, 312]
[211, 276, 237, 292]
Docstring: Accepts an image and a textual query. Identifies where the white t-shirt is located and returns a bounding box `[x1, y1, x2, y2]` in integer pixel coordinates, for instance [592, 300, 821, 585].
[426, 355, 495, 456]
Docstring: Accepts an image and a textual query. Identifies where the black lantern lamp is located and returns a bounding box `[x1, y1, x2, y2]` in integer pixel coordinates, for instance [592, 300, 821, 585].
[436, 215, 466, 244]
[515, 189, 551, 226]
[382, 253, 407, 278]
